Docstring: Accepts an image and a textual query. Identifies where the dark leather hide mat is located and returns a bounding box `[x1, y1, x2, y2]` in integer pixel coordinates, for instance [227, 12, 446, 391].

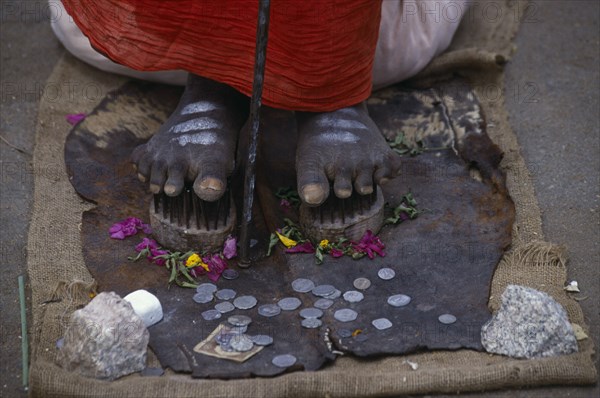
[64, 79, 514, 379]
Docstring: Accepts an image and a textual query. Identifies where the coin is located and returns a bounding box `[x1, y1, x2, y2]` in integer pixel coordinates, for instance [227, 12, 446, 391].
[387, 294, 412, 307]
[196, 283, 218, 294]
[278, 297, 302, 311]
[354, 333, 368, 342]
[228, 314, 252, 327]
[215, 331, 235, 345]
[193, 292, 213, 304]
[343, 290, 364, 303]
[337, 328, 353, 338]
[233, 295, 258, 310]
[314, 298, 334, 310]
[272, 354, 297, 368]
[215, 301, 235, 313]
[250, 334, 274, 346]
[353, 277, 371, 290]
[438, 314, 457, 324]
[324, 289, 342, 299]
[258, 304, 281, 317]
[292, 278, 315, 293]
[222, 269, 239, 280]
[372, 318, 393, 330]
[312, 284, 336, 297]
[229, 325, 248, 334]
[377, 268, 395, 280]
[301, 318, 322, 329]
[215, 288, 237, 301]
[230, 334, 254, 352]
[201, 309, 222, 321]
[299, 307, 323, 319]
[334, 308, 358, 322]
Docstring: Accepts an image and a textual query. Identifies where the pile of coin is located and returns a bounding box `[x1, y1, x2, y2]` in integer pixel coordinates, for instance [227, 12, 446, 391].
[193, 265, 459, 365]
[213, 315, 274, 353]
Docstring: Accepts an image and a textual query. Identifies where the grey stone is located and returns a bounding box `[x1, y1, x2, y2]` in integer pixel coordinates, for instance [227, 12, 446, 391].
[57, 292, 149, 380]
[481, 285, 578, 359]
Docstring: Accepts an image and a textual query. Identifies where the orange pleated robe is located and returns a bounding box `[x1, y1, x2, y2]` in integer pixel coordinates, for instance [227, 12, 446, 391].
[61, 0, 382, 111]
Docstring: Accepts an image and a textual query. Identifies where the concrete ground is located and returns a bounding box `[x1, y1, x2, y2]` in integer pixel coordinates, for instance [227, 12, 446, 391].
[0, 1, 597, 397]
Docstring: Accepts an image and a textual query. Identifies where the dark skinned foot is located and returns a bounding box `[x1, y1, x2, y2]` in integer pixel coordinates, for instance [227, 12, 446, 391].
[131, 74, 248, 201]
[295, 102, 401, 206]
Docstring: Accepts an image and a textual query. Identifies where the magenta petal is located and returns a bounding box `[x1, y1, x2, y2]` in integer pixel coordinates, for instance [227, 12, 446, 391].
[330, 248, 344, 258]
[223, 236, 237, 259]
[109, 224, 123, 233]
[285, 241, 315, 254]
[66, 113, 86, 125]
[110, 230, 126, 240]
[135, 237, 158, 252]
[141, 224, 153, 234]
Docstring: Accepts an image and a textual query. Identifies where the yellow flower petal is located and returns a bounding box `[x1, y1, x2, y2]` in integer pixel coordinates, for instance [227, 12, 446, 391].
[319, 239, 329, 248]
[276, 231, 297, 248]
[199, 260, 210, 272]
[185, 253, 201, 268]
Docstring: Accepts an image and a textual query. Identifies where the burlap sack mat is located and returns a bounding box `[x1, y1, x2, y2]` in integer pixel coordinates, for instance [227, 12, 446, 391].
[27, 1, 596, 396]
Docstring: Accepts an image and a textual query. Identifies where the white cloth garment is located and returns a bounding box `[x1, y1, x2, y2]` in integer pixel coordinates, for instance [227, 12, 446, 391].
[49, 0, 469, 89]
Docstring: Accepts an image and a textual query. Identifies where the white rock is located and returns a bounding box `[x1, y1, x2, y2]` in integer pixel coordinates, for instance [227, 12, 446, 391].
[481, 285, 578, 358]
[57, 292, 149, 380]
[124, 289, 163, 327]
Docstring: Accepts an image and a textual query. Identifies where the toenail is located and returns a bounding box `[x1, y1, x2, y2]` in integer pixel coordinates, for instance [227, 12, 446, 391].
[336, 188, 352, 199]
[137, 173, 147, 183]
[149, 184, 161, 194]
[164, 184, 177, 195]
[358, 186, 373, 195]
[302, 184, 326, 204]
[200, 178, 224, 192]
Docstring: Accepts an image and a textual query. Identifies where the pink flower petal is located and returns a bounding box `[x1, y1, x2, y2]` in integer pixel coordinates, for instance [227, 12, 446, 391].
[330, 248, 344, 258]
[223, 236, 237, 259]
[110, 230, 126, 240]
[285, 241, 315, 254]
[66, 113, 86, 125]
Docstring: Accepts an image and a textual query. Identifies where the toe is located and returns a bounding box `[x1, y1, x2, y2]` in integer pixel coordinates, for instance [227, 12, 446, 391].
[193, 162, 228, 202]
[373, 163, 392, 185]
[164, 162, 187, 196]
[333, 167, 353, 199]
[354, 168, 373, 195]
[297, 163, 330, 206]
[149, 160, 167, 194]
[136, 154, 152, 183]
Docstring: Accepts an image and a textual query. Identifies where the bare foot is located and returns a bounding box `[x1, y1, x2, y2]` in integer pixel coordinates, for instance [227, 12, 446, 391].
[295, 103, 401, 206]
[132, 74, 248, 201]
